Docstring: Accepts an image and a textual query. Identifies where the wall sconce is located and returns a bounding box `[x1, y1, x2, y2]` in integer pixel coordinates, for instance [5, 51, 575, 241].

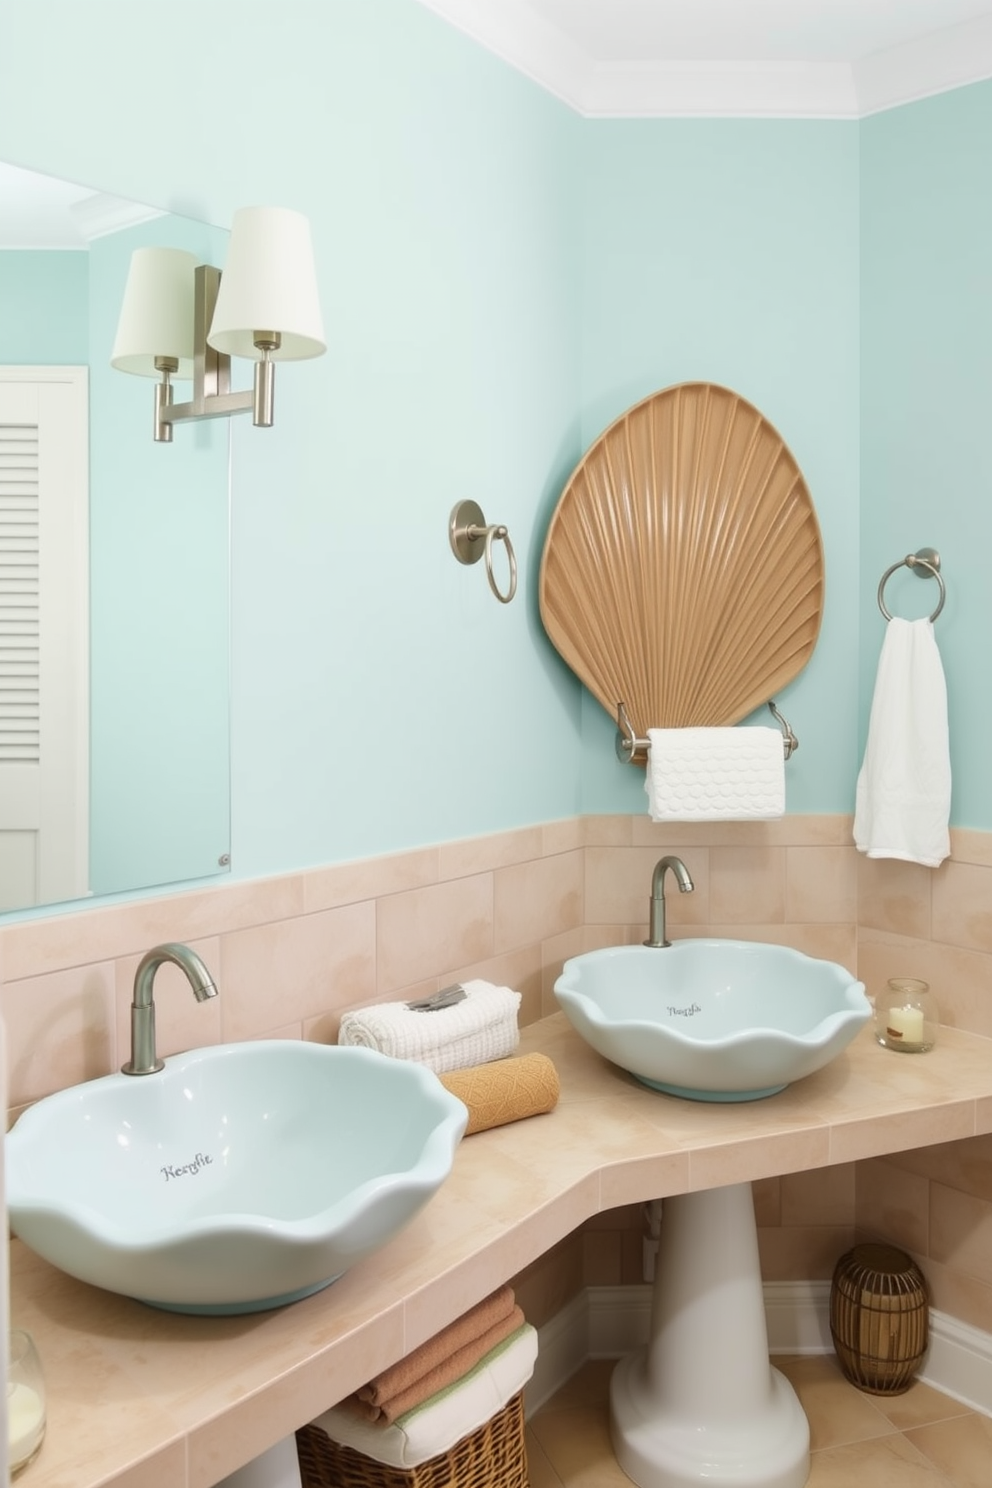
[111, 206, 325, 442]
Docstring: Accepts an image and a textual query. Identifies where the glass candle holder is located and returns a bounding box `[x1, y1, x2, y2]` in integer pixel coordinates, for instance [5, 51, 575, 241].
[8, 1329, 46, 1474]
[874, 978, 937, 1054]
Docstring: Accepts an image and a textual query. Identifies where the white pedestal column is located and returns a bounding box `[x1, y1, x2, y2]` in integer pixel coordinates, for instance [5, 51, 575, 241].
[610, 1182, 810, 1488]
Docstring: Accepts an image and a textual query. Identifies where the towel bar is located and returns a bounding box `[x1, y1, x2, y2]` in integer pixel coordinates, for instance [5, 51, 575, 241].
[877, 547, 945, 622]
[615, 700, 798, 765]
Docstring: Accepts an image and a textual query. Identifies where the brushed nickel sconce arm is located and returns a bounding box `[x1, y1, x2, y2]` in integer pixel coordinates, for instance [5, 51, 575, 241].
[449, 500, 517, 604]
[155, 265, 272, 442]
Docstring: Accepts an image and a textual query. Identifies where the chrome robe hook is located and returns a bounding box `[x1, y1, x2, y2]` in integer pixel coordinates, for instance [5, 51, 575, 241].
[448, 500, 517, 604]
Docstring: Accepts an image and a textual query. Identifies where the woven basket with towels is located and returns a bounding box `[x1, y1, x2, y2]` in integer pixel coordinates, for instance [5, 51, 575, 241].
[297, 1286, 536, 1488]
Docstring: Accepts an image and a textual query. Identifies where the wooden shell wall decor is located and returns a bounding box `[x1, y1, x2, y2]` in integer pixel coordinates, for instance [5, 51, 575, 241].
[539, 382, 824, 756]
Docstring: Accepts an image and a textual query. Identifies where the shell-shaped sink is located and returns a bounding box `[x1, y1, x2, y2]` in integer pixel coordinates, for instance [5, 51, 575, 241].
[555, 940, 870, 1102]
[5, 1040, 467, 1314]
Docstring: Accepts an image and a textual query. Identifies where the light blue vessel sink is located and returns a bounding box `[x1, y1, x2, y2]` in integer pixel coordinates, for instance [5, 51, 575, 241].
[6, 1040, 467, 1314]
[555, 940, 870, 1102]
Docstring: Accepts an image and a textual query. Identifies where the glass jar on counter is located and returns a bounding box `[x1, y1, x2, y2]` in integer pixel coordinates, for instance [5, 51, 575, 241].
[873, 978, 937, 1053]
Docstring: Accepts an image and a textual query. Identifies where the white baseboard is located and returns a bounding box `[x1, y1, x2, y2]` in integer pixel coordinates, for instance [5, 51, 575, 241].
[525, 1282, 992, 1420]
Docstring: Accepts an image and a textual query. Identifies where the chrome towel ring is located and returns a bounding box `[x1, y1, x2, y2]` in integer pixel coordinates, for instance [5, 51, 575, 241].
[449, 500, 517, 605]
[877, 547, 946, 622]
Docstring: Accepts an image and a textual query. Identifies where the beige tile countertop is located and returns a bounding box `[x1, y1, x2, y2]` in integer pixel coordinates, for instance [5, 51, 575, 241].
[11, 1013, 992, 1488]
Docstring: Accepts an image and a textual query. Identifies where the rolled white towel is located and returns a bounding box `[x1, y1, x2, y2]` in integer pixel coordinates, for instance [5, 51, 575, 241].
[337, 979, 521, 1073]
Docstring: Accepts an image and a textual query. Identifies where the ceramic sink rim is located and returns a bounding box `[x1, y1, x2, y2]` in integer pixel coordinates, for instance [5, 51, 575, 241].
[5, 1040, 468, 1312]
[554, 939, 871, 1101]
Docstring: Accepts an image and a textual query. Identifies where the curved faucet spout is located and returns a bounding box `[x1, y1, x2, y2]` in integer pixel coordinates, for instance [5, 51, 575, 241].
[122, 942, 219, 1076]
[645, 856, 695, 948]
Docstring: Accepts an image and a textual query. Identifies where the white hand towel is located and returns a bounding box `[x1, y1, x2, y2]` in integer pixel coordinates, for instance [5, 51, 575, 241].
[309, 1324, 537, 1470]
[337, 979, 520, 1073]
[645, 726, 785, 821]
[854, 616, 951, 867]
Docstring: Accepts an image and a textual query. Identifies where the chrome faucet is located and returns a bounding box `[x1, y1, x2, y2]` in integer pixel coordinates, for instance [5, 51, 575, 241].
[121, 942, 219, 1076]
[644, 855, 694, 948]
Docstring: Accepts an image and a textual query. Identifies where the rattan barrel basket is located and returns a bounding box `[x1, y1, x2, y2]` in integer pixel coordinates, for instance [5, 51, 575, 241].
[829, 1243, 929, 1395]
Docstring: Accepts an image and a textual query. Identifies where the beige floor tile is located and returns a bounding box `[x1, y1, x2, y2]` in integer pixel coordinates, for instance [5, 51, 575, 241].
[806, 1432, 957, 1486]
[873, 1377, 974, 1432]
[526, 1403, 631, 1487]
[524, 1428, 566, 1488]
[905, 1411, 992, 1487]
[774, 1354, 895, 1450]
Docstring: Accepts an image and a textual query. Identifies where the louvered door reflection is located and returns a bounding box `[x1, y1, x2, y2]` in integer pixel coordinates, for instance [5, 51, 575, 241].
[0, 369, 88, 908]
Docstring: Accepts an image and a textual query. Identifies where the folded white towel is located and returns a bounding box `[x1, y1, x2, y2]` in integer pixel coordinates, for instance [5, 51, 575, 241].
[310, 1324, 538, 1470]
[337, 979, 520, 1073]
[854, 617, 951, 868]
[645, 726, 785, 821]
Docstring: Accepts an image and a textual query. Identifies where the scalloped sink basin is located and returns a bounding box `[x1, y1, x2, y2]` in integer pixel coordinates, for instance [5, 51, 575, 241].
[5, 1041, 467, 1314]
[555, 940, 870, 1102]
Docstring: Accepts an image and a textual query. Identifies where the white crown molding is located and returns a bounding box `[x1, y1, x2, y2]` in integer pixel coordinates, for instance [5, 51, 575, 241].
[69, 192, 164, 243]
[415, 0, 992, 119]
[853, 10, 992, 117]
[414, 0, 594, 109]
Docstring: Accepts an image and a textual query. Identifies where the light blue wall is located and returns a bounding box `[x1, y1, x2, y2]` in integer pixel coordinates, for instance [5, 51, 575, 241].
[0, 251, 88, 363]
[861, 79, 992, 830]
[2, 1, 989, 912]
[576, 120, 861, 816]
[87, 216, 231, 894]
[0, 0, 586, 889]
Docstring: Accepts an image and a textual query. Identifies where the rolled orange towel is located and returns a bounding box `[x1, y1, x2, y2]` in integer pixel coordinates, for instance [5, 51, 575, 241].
[357, 1285, 516, 1410]
[438, 1053, 560, 1135]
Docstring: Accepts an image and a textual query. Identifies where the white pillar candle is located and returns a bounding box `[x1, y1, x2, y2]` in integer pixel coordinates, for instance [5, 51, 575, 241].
[886, 1005, 924, 1043]
[8, 1381, 45, 1469]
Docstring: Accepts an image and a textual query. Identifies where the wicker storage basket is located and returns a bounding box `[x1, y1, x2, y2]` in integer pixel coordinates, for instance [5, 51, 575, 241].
[830, 1242, 929, 1395]
[296, 1390, 529, 1488]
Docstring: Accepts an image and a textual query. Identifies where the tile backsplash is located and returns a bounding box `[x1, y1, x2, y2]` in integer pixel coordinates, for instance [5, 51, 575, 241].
[4, 813, 992, 1336]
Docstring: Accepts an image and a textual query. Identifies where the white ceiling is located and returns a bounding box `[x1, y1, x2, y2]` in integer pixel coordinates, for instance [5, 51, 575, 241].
[417, 0, 992, 116]
[6, 2, 992, 245]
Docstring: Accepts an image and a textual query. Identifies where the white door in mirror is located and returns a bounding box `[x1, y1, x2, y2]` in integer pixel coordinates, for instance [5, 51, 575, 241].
[0, 370, 89, 911]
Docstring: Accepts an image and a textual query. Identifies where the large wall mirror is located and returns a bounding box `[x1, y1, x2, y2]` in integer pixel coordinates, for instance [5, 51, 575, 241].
[0, 163, 231, 915]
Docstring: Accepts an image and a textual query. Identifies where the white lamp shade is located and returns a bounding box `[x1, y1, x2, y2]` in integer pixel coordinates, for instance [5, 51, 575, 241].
[110, 247, 197, 378]
[207, 206, 326, 362]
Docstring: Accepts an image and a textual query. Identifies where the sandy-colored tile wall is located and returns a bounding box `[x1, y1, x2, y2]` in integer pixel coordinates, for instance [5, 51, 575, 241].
[4, 813, 991, 1336]
[576, 816, 992, 1320]
[0, 821, 586, 1115]
[853, 827, 992, 1334]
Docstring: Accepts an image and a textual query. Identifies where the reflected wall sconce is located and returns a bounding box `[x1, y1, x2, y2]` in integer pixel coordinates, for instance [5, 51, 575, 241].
[111, 206, 325, 442]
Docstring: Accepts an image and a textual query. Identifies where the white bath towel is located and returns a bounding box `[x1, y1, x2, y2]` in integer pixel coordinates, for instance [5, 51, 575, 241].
[854, 616, 951, 868]
[337, 979, 520, 1073]
[645, 726, 785, 821]
[309, 1324, 537, 1470]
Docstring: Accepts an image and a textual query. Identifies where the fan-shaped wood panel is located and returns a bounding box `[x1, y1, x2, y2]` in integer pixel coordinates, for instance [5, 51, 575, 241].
[539, 383, 824, 753]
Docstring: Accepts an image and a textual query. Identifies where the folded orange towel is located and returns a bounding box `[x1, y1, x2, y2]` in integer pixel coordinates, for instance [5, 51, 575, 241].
[357, 1285, 516, 1410]
[438, 1053, 560, 1135]
[354, 1306, 526, 1422]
